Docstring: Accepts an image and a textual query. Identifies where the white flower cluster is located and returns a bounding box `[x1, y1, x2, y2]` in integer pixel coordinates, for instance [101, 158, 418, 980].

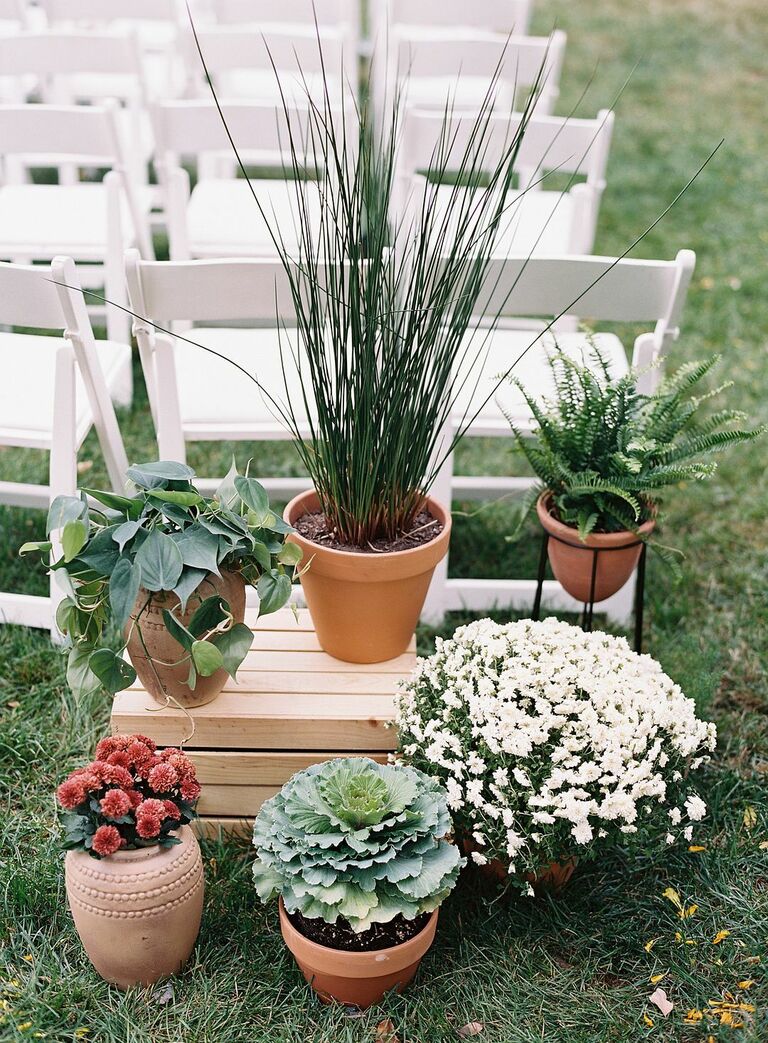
[396, 619, 716, 874]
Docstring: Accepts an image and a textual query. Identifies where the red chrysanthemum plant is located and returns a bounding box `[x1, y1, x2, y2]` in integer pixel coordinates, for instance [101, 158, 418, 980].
[56, 734, 201, 858]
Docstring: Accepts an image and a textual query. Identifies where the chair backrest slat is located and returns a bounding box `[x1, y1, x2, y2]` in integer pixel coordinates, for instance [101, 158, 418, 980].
[187, 25, 346, 79]
[468, 254, 695, 324]
[0, 262, 66, 328]
[385, 0, 531, 34]
[401, 109, 614, 182]
[215, 0, 355, 26]
[397, 31, 561, 87]
[0, 104, 118, 160]
[0, 30, 142, 78]
[42, 0, 178, 23]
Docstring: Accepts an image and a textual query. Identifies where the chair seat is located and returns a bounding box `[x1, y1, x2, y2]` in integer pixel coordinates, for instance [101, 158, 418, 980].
[0, 184, 137, 256]
[186, 179, 322, 257]
[0, 332, 131, 444]
[170, 326, 313, 433]
[403, 76, 514, 112]
[430, 184, 576, 255]
[452, 328, 628, 434]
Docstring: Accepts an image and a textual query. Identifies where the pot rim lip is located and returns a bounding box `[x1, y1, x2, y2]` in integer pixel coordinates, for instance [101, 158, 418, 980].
[278, 897, 438, 960]
[537, 491, 656, 547]
[283, 490, 451, 563]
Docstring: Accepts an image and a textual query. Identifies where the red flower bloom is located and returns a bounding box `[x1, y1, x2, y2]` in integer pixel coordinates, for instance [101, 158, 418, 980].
[163, 800, 181, 819]
[91, 824, 122, 857]
[162, 750, 196, 780]
[136, 815, 162, 839]
[106, 751, 132, 770]
[180, 779, 201, 804]
[95, 737, 119, 760]
[91, 761, 134, 789]
[125, 789, 144, 809]
[71, 766, 103, 793]
[147, 763, 179, 793]
[99, 788, 131, 819]
[57, 778, 86, 810]
[136, 798, 167, 819]
[132, 734, 157, 752]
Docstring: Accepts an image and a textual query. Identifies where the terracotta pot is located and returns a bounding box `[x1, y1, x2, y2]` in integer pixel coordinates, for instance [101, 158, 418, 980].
[537, 493, 655, 604]
[463, 839, 577, 892]
[125, 570, 246, 707]
[65, 825, 204, 989]
[283, 491, 451, 663]
[279, 899, 438, 1008]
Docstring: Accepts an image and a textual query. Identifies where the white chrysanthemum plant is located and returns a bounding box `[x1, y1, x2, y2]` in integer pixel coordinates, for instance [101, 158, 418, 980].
[396, 619, 716, 892]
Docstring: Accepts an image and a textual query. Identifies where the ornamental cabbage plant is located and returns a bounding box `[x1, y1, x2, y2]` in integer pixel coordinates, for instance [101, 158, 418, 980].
[396, 619, 717, 886]
[252, 758, 464, 932]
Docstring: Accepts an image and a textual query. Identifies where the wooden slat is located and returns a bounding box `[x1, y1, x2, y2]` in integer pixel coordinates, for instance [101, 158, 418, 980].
[197, 784, 280, 816]
[249, 629, 416, 654]
[190, 750, 388, 785]
[194, 816, 253, 841]
[112, 690, 397, 749]
[126, 669, 405, 695]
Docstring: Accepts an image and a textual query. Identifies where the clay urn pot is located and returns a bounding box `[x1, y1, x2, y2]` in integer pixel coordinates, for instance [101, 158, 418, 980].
[279, 900, 438, 1008]
[125, 570, 247, 707]
[64, 825, 204, 989]
[283, 490, 451, 663]
[537, 493, 655, 604]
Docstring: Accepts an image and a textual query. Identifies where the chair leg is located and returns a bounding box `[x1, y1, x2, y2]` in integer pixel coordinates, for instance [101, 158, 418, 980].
[420, 432, 454, 626]
[49, 344, 78, 642]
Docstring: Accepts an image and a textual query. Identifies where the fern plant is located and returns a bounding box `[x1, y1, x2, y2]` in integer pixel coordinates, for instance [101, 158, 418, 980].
[505, 344, 763, 546]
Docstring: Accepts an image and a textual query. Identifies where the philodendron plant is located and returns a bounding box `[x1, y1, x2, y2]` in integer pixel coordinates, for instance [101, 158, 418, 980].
[20, 461, 302, 699]
[252, 758, 464, 933]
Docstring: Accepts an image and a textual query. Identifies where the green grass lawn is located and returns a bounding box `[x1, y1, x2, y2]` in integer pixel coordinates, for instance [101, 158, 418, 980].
[2, 1, 768, 1039]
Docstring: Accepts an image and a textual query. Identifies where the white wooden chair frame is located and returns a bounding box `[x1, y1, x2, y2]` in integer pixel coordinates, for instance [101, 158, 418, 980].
[125, 250, 321, 501]
[374, 0, 532, 37]
[153, 99, 353, 261]
[396, 108, 615, 256]
[422, 250, 697, 626]
[0, 256, 129, 632]
[0, 102, 153, 345]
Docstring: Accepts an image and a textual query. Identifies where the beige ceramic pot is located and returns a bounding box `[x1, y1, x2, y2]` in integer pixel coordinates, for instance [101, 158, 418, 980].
[279, 899, 438, 1008]
[284, 491, 451, 663]
[65, 825, 204, 989]
[125, 570, 246, 707]
[537, 493, 655, 604]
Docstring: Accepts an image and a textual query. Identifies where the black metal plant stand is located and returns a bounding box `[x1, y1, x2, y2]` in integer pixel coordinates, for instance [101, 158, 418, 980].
[531, 532, 648, 653]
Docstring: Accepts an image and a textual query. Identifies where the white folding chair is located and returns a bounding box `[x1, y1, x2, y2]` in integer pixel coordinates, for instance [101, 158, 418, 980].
[183, 23, 353, 106]
[374, 29, 565, 125]
[124, 250, 319, 501]
[0, 31, 155, 197]
[397, 108, 615, 257]
[0, 103, 152, 375]
[0, 256, 130, 632]
[374, 0, 532, 36]
[153, 99, 353, 260]
[422, 250, 697, 625]
[213, 0, 358, 31]
[40, 0, 184, 98]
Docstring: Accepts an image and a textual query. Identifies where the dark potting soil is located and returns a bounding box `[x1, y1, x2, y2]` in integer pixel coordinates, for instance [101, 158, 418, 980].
[289, 909, 431, 952]
[294, 509, 443, 553]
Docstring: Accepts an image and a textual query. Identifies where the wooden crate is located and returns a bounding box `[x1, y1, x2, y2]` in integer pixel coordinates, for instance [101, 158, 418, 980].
[110, 607, 413, 840]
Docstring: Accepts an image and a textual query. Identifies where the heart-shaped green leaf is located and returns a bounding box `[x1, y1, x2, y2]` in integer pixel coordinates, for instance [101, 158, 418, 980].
[256, 570, 292, 615]
[89, 648, 137, 694]
[234, 475, 269, 515]
[191, 639, 224, 677]
[162, 607, 195, 651]
[135, 529, 183, 592]
[277, 541, 303, 566]
[112, 519, 143, 552]
[47, 495, 87, 536]
[109, 557, 142, 630]
[213, 622, 253, 679]
[188, 595, 229, 638]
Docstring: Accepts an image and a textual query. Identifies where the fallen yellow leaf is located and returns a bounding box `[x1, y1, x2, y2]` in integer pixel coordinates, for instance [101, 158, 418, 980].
[21, 956, 33, 963]
[759, 840, 768, 850]
[719, 1011, 743, 1028]
[644, 938, 658, 953]
[680, 904, 698, 920]
[650, 973, 666, 984]
[743, 806, 757, 829]
[712, 930, 730, 945]
[683, 1010, 703, 1024]
[662, 887, 682, 910]
[17, 1025, 32, 1033]
[737, 979, 755, 990]
[744, 955, 761, 964]
[688, 845, 706, 852]
[642, 1014, 654, 1027]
